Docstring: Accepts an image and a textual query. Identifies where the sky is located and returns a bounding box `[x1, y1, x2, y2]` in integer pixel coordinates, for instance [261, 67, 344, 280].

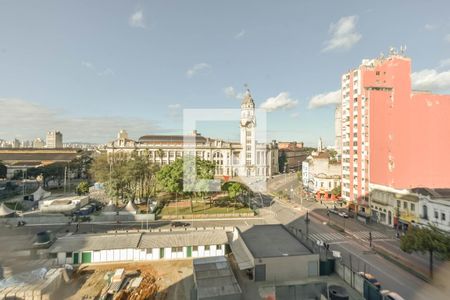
[1, 0, 450, 146]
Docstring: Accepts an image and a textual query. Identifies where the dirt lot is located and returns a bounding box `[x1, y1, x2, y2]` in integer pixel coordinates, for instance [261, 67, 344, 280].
[57, 260, 193, 300]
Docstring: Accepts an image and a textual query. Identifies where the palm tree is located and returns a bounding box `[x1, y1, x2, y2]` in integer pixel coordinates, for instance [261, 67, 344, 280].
[156, 148, 164, 165]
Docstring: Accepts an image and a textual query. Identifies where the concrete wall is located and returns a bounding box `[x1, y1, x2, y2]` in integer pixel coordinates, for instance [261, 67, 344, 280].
[255, 254, 319, 282]
[3, 213, 155, 225]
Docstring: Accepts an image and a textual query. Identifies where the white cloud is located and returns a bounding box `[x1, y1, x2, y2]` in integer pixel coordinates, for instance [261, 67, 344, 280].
[308, 90, 341, 109]
[82, 61, 94, 69]
[0, 98, 162, 143]
[411, 69, 450, 91]
[424, 24, 438, 31]
[97, 68, 115, 76]
[223, 86, 244, 100]
[439, 58, 450, 69]
[82, 62, 114, 76]
[129, 10, 146, 29]
[186, 63, 211, 78]
[234, 29, 246, 39]
[322, 16, 361, 52]
[260, 92, 298, 112]
[445, 34, 450, 43]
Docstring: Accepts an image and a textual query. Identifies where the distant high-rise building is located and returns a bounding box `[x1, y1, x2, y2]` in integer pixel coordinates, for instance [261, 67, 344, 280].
[317, 137, 323, 152]
[12, 139, 20, 148]
[46, 131, 63, 148]
[340, 51, 450, 207]
[33, 138, 45, 148]
[335, 104, 342, 155]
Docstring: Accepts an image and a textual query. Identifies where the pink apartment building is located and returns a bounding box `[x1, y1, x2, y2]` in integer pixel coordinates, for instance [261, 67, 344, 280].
[340, 53, 450, 209]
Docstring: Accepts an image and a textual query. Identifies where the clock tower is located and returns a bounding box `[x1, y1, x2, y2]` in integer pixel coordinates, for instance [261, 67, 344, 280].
[240, 89, 256, 176]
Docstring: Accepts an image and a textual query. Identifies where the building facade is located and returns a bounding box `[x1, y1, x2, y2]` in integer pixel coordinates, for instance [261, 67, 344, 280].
[340, 51, 450, 208]
[105, 90, 279, 178]
[302, 151, 341, 200]
[46, 131, 63, 148]
[335, 104, 342, 155]
[278, 142, 307, 172]
[416, 188, 450, 233]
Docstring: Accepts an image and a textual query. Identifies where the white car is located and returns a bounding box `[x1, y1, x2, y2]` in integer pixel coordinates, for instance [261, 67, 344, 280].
[380, 290, 405, 300]
[338, 211, 349, 218]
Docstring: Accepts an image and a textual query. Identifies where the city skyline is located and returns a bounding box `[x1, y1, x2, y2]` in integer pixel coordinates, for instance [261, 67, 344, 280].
[1, 1, 450, 145]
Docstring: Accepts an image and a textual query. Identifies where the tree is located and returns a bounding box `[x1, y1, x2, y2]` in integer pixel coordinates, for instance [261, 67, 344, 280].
[400, 225, 450, 278]
[89, 152, 158, 202]
[26, 162, 66, 188]
[0, 160, 6, 178]
[76, 181, 90, 195]
[156, 157, 215, 213]
[225, 182, 245, 212]
[156, 149, 164, 165]
[331, 185, 341, 196]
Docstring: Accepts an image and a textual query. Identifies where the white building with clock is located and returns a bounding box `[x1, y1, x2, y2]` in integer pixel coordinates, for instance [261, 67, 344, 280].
[105, 89, 279, 178]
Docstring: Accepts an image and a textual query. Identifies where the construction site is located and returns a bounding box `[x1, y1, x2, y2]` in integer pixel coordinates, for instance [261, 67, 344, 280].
[0, 260, 193, 300]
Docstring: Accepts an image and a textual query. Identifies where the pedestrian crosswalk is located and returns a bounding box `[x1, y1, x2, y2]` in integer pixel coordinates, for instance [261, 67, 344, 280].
[352, 230, 390, 240]
[309, 232, 347, 243]
[308, 230, 391, 244]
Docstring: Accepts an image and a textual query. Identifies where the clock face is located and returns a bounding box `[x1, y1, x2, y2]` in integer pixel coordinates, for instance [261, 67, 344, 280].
[241, 109, 253, 119]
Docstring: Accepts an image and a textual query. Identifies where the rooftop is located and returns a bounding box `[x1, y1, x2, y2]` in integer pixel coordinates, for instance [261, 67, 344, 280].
[412, 188, 450, 199]
[0, 149, 80, 163]
[49, 230, 228, 253]
[138, 230, 228, 249]
[49, 233, 142, 252]
[193, 256, 241, 299]
[239, 224, 312, 258]
[138, 134, 207, 144]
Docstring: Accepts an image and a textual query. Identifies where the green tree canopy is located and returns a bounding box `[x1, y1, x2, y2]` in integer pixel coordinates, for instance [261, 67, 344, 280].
[76, 181, 90, 195]
[0, 160, 6, 178]
[89, 152, 158, 202]
[400, 225, 450, 278]
[331, 185, 341, 196]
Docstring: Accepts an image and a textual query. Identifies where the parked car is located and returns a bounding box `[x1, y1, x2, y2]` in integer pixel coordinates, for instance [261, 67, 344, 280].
[380, 290, 405, 300]
[338, 211, 349, 218]
[171, 221, 190, 227]
[358, 272, 381, 289]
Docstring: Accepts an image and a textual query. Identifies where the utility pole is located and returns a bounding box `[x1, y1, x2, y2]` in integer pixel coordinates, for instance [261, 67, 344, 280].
[64, 166, 67, 194]
[305, 210, 310, 239]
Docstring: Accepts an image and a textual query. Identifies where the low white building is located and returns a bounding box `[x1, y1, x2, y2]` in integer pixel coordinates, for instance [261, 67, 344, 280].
[49, 230, 228, 265]
[302, 151, 341, 199]
[415, 188, 450, 233]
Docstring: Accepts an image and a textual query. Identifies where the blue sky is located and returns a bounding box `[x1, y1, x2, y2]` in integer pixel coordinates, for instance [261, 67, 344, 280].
[1, 1, 450, 145]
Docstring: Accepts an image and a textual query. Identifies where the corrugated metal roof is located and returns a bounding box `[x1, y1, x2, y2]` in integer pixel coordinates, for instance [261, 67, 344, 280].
[49, 233, 142, 252]
[138, 230, 228, 249]
[193, 256, 241, 299]
[49, 230, 228, 253]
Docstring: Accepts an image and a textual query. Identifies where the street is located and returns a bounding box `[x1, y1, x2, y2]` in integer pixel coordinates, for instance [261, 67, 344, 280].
[264, 175, 450, 300]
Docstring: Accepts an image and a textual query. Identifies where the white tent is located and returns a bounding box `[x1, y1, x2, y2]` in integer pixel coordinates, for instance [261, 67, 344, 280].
[122, 201, 137, 214]
[103, 200, 117, 213]
[0, 203, 15, 217]
[32, 186, 51, 201]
